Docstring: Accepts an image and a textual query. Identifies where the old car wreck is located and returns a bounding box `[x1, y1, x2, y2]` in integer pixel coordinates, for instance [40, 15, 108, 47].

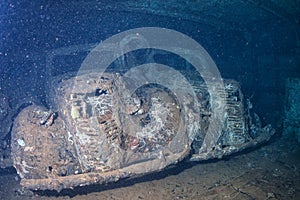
[1, 40, 275, 192]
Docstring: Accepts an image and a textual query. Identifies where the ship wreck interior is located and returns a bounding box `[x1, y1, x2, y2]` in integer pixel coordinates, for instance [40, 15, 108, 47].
[0, 0, 300, 199]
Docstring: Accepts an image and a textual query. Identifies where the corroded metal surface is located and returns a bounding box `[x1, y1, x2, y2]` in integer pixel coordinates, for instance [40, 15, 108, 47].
[11, 105, 81, 180]
[190, 79, 275, 161]
[9, 72, 275, 191]
[11, 72, 198, 191]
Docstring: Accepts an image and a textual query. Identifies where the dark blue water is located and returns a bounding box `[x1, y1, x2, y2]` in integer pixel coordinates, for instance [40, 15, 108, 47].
[1, 1, 296, 125]
[0, 0, 299, 199]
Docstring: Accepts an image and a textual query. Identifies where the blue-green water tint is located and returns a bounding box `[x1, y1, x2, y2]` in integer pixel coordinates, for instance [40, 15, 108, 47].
[0, 0, 299, 199]
[1, 1, 297, 124]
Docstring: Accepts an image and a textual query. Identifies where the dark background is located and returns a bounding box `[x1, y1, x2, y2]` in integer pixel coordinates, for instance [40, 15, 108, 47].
[0, 0, 299, 129]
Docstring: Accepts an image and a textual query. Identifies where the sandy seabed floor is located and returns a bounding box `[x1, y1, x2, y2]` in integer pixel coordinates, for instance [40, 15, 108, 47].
[1, 138, 299, 200]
